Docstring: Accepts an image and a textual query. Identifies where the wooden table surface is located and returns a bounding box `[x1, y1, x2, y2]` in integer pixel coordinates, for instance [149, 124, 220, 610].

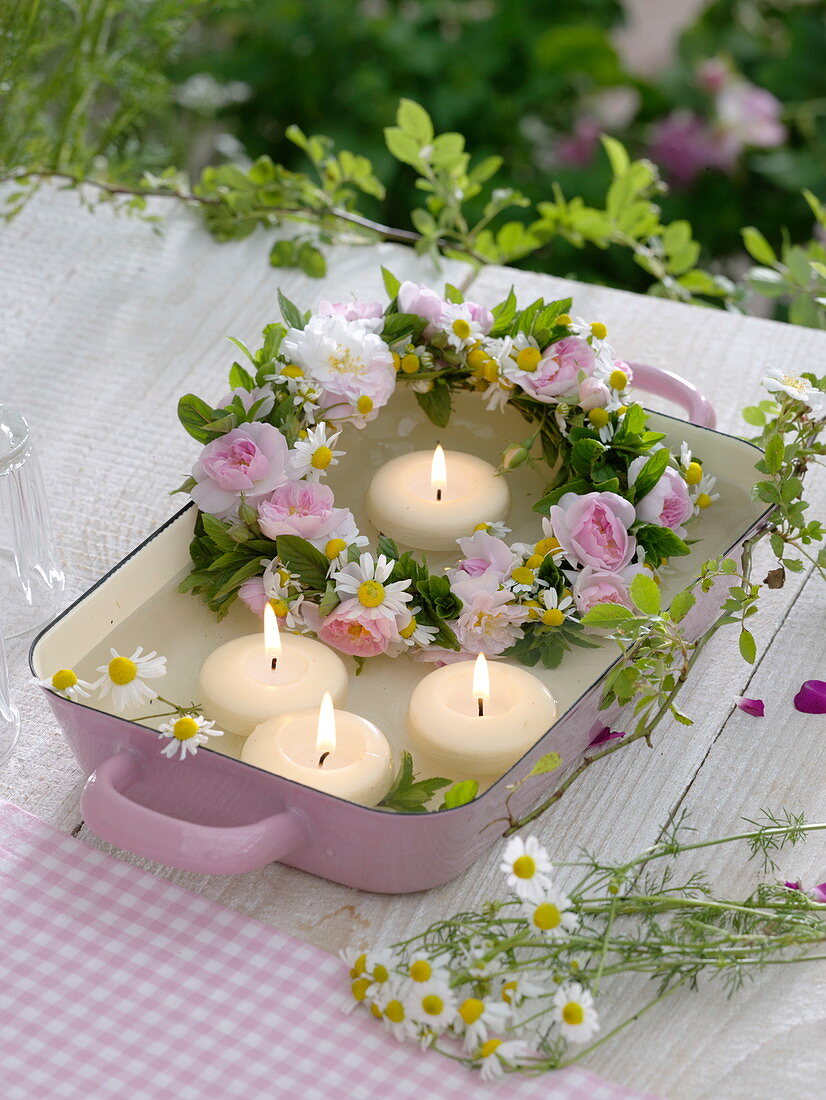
[1, 189, 824, 1099]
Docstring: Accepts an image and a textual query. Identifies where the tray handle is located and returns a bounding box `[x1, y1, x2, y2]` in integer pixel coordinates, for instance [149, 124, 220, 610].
[627, 362, 716, 429]
[81, 750, 306, 874]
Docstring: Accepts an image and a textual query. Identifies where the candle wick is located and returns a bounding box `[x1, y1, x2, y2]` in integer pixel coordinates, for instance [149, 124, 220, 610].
[436, 488, 442, 502]
[318, 750, 330, 767]
[478, 697, 484, 717]
[271, 656, 278, 671]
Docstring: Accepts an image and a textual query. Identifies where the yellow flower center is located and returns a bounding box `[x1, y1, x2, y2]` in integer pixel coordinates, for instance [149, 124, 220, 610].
[480, 1039, 502, 1058]
[399, 617, 417, 639]
[281, 364, 304, 379]
[370, 1003, 382, 1019]
[516, 347, 541, 372]
[372, 964, 389, 983]
[590, 321, 607, 340]
[459, 998, 485, 1025]
[616, 404, 628, 415]
[697, 492, 712, 509]
[325, 538, 347, 560]
[311, 445, 333, 470]
[542, 608, 565, 627]
[172, 716, 200, 742]
[409, 960, 432, 982]
[385, 999, 405, 1023]
[535, 536, 561, 557]
[452, 318, 471, 340]
[609, 368, 628, 391]
[467, 346, 488, 371]
[351, 978, 371, 1002]
[501, 981, 518, 1004]
[588, 408, 610, 429]
[511, 566, 535, 586]
[356, 395, 374, 414]
[473, 522, 491, 533]
[269, 598, 289, 617]
[685, 461, 703, 486]
[350, 953, 367, 978]
[108, 656, 137, 685]
[358, 580, 385, 607]
[525, 554, 544, 570]
[556, 314, 572, 327]
[421, 994, 444, 1016]
[51, 669, 78, 691]
[533, 903, 562, 930]
[392, 352, 402, 371]
[562, 1001, 585, 1026]
[401, 353, 420, 374]
[512, 854, 536, 879]
[525, 600, 543, 620]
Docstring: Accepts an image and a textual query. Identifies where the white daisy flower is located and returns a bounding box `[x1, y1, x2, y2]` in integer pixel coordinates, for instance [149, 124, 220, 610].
[499, 975, 548, 1010]
[158, 714, 222, 760]
[523, 884, 579, 939]
[533, 587, 578, 627]
[505, 562, 546, 596]
[374, 979, 419, 1042]
[404, 951, 450, 986]
[453, 996, 511, 1052]
[472, 519, 511, 539]
[332, 552, 413, 623]
[476, 1038, 532, 1081]
[288, 423, 345, 481]
[567, 315, 610, 350]
[763, 367, 826, 417]
[92, 647, 167, 714]
[440, 302, 484, 352]
[679, 441, 693, 469]
[552, 981, 599, 1044]
[500, 836, 554, 901]
[404, 978, 457, 1032]
[498, 332, 545, 388]
[397, 608, 439, 648]
[37, 668, 93, 701]
[339, 946, 397, 1000]
[692, 473, 720, 514]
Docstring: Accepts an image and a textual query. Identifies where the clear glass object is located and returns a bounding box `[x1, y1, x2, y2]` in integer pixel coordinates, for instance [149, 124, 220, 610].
[0, 403, 64, 637]
[0, 626, 19, 766]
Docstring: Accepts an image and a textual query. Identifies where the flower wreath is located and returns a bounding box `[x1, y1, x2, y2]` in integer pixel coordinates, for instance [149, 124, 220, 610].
[176, 271, 717, 671]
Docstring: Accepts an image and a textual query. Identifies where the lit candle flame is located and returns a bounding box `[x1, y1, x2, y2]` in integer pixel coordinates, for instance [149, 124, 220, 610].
[264, 602, 282, 669]
[316, 690, 336, 765]
[473, 653, 490, 717]
[431, 443, 447, 501]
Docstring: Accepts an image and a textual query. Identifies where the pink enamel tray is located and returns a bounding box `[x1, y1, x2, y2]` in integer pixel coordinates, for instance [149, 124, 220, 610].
[31, 366, 769, 892]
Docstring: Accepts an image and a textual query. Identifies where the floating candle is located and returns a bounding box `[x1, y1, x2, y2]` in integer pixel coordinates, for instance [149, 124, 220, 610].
[366, 445, 510, 551]
[199, 605, 349, 736]
[407, 654, 557, 778]
[242, 691, 395, 805]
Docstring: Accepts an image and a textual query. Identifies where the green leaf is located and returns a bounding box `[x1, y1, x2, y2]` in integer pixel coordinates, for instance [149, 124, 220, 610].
[529, 752, 561, 776]
[318, 582, 340, 618]
[297, 242, 326, 279]
[378, 751, 450, 814]
[201, 513, 237, 553]
[415, 381, 452, 428]
[764, 434, 785, 474]
[741, 227, 777, 266]
[278, 289, 306, 330]
[377, 533, 400, 561]
[417, 574, 462, 622]
[444, 282, 464, 304]
[276, 535, 329, 592]
[635, 524, 691, 567]
[381, 312, 426, 343]
[629, 573, 661, 616]
[739, 629, 757, 664]
[490, 287, 517, 336]
[533, 478, 591, 513]
[381, 267, 400, 299]
[384, 126, 422, 167]
[269, 239, 297, 268]
[440, 779, 479, 810]
[581, 602, 635, 626]
[396, 98, 433, 144]
[228, 362, 254, 391]
[629, 449, 670, 503]
[669, 590, 696, 623]
[178, 394, 218, 444]
[601, 134, 630, 177]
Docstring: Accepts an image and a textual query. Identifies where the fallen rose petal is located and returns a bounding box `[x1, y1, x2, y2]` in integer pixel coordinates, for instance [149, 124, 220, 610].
[811, 883, 826, 904]
[793, 679, 826, 714]
[783, 880, 802, 892]
[589, 726, 627, 747]
[736, 696, 765, 718]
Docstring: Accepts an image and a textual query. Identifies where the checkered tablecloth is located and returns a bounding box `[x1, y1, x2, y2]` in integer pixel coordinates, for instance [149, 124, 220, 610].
[0, 802, 658, 1099]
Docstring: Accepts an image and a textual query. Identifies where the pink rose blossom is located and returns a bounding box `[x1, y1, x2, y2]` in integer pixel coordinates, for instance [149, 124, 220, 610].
[578, 376, 611, 411]
[517, 337, 595, 403]
[318, 299, 384, 332]
[466, 301, 494, 335]
[451, 574, 528, 656]
[257, 480, 356, 549]
[318, 605, 398, 657]
[573, 564, 643, 615]
[715, 79, 786, 152]
[397, 282, 448, 336]
[238, 576, 268, 617]
[452, 531, 516, 583]
[628, 456, 693, 537]
[191, 422, 289, 517]
[549, 491, 637, 571]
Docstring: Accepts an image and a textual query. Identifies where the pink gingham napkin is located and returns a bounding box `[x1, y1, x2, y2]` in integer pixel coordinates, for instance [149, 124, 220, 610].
[0, 802, 658, 1100]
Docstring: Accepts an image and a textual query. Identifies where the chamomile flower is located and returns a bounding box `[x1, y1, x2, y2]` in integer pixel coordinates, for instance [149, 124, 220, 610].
[763, 367, 826, 417]
[38, 668, 93, 701]
[374, 980, 419, 1042]
[288, 423, 345, 481]
[523, 884, 579, 939]
[532, 586, 578, 627]
[500, 836, 554, 901]
[499, 975, 548, 1009]
[404, 978, 457, 1032]
[692, 473, 720, 514]
[404, 950, 450, 986]
[473, 519, 511, 539]
[567, 316, 610, 350]
[333, 553, 413, 623]
[397, 608, 439, 648]
[506, 563, 546, 596]
[440, 303, 483, 352]
[476, 1038, 531, 1081]
[453, 996, 511, 1052]
[93, 647, 167, 714]
[552, 982, 599, 1044]
[340, 946, 397, 1000]
[158, 714, 222, 760]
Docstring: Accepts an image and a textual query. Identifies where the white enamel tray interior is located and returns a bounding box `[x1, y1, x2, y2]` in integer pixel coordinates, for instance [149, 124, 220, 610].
[33, 388, 766, 789]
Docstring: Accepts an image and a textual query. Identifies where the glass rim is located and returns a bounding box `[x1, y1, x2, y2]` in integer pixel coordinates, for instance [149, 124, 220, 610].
[0, 403, 31, 470]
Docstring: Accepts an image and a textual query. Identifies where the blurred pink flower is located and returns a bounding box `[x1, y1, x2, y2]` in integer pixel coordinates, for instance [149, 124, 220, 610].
[452, 530, 515, 583]
[578, 376, 611, 411]
[513, 336, 595, 404]
[466, 300, 494, 335]
[648, 111, 720, 188]
[318, 605, 398, 657]
[191, 422, 289, 517]
[715, 79, 786, 153]
[318, 299, 384, 331]
[556, 117, 602, 168]
[397, 281, 448, 335]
